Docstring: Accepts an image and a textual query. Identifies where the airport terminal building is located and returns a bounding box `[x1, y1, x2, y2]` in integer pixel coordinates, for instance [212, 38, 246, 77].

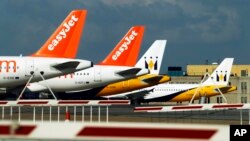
[168, 64, 250, 104]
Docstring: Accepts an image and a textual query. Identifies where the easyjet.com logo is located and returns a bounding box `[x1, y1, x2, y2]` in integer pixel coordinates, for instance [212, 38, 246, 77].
[48, 15, 78, 51]
[112, 30, 138, 60]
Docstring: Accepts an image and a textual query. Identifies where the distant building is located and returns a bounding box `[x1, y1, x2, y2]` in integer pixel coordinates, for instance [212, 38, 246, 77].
[187, 65, 250, 77]
[167, 66, 184, 76]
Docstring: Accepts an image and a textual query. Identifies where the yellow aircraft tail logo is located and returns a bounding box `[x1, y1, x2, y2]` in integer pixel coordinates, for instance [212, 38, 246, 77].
[145, 56, 158, 71]
[216, 71, 227, 82]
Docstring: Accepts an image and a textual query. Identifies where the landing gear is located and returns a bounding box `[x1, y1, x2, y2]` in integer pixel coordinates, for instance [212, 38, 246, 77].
[190, 73, 228, 104]
[199, 96, 206, 104]
[130, 99, 142, 106]
[17, 71, 57, 100]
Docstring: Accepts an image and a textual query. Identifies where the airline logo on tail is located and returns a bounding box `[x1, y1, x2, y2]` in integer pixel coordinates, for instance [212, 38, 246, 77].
[112, 30, 138, 61]
[32, 10, 87, 59]
[144, 56, 158, 71]
[135, 40, 167, 75]
[203, 58, 233, 86]
[48, 15, 79, 51]
[216, 71, 227, 82]
[98, 26, 144, 66]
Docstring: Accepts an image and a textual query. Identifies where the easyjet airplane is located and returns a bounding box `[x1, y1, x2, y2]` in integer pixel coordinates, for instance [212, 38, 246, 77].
[0, 10, 92, 95]
[113, 58, 236, 104]
[56, 40, 171, 99]
[26, 26, 149, 97]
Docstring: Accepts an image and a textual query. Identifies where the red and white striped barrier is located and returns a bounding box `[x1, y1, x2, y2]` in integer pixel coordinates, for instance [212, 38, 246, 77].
[0, 100, 130, 106]
[134, 103, 250, 112]
[0, 121, 228, 141]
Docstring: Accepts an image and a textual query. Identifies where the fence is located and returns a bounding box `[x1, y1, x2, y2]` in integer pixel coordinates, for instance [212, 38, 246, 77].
[134, 103, 250, 125]
[0, 100, 130, 123]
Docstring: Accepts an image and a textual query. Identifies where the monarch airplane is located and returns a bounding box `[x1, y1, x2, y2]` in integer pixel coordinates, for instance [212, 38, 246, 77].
[109, 58, 236, 104]
[57, 40, 171, 99]
[0, 10, 93, 96]
[26, 26, 150, 97]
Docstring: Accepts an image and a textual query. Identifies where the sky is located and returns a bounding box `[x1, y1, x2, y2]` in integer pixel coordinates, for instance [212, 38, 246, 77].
[0, 0, 249, 73]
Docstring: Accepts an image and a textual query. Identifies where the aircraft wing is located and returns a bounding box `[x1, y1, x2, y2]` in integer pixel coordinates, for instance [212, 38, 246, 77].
[215, 86, 237, 93]
[116, 68, 142, 77]
[141, 76, 163, 84]
[51, 61, 80, 70]
[127, 89, 154, 99]
[107, 88, 154, 100]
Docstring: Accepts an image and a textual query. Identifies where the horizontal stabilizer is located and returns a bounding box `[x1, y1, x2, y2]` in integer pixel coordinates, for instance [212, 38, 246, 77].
[215, 86, 237, 93]
[141, 76, 163, 84]
[116, 68, 142, 77]
[51, 61, 80, 70]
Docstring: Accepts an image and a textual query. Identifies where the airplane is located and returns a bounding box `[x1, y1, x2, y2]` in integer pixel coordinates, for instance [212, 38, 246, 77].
[0, 10, 92, 96]
[110, 58, 236, 104]
[56, 40, 171, 100]
[26, 26, 150, 98]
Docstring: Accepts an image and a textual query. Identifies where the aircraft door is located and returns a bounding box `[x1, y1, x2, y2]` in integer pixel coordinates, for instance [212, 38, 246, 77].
[25, 60, 34, 76]
[94, 68, 101, 82]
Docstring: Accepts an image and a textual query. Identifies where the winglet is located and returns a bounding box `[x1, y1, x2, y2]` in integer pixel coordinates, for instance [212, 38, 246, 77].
[203, 58, 234, 86]
[31, 10, 87, 58]
[98, 26, 145, 66]
[135, 40, 167, 74]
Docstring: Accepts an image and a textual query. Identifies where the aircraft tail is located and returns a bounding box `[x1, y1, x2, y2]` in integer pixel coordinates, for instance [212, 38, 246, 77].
[32, 10, 87, 58]
[135, 40, 167, 74]
[203, 58, 234, 86]
[98, 26, 144, 66]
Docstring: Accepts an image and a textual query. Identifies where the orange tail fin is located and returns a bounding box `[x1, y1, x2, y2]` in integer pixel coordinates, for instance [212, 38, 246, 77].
[98, 26, 145, 66]
[32, 10, 87, 58]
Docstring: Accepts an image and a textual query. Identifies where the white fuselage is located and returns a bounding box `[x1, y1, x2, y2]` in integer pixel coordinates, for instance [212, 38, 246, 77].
[0, 56, 92, 89]
[104, 83, 198, 99]
[27, 65, 149, 93]
[143, 84, 198, 99]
